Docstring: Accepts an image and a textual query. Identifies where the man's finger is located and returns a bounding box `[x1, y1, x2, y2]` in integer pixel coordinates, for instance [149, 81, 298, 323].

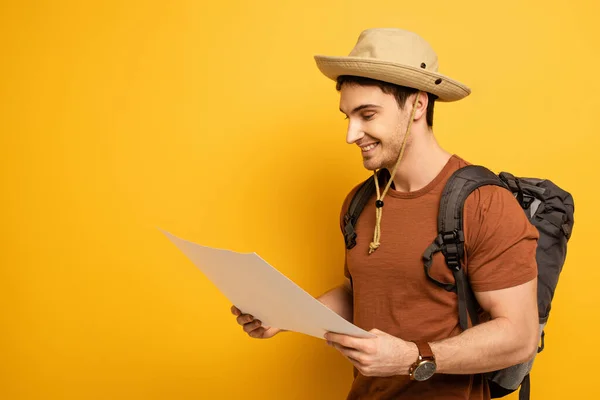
[332, 343, 366, 365]
[243, 320, 262, 333]
[236, 314, 254, 325]
[231, 306, 241, 316]
[248, 327, 266, 338]
[348, 356, 367, 370]
[326, 332, 364, 350]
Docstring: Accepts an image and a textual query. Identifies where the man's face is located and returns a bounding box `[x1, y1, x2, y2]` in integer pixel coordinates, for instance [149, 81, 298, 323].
[339, 84, 412, 171]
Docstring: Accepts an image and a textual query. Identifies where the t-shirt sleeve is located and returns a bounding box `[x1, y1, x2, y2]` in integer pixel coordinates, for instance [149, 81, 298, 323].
[463, 185, 539, 292]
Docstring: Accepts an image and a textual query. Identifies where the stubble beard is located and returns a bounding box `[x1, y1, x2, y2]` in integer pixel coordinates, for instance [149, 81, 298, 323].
[380, 118, 409, 172]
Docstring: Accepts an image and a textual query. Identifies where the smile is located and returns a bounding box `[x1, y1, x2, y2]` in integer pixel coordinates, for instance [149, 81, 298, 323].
[361, 142, 379, 152]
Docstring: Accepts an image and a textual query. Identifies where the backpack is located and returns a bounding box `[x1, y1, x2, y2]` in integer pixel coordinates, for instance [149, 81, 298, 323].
[342, 165, 575, 400]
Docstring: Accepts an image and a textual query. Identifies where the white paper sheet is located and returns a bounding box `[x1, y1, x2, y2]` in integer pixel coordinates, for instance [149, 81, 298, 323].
[162, 230, 375, 340]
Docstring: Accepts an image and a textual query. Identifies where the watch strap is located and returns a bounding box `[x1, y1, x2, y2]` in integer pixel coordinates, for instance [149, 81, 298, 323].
[414, 341, 434, 359]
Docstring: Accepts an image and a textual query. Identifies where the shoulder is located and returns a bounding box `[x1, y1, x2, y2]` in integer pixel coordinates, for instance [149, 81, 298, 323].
[465, 184, 516, 215]
[458, 166, 539, 256]
[446, 159, 521, 219]
[461, 177, 539, 291]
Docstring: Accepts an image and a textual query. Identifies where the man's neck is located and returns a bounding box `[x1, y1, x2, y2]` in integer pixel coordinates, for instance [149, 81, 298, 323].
[387, 133, 452, 193]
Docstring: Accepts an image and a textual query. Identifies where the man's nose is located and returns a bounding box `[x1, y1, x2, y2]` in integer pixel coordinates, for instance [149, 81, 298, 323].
[346, 121, 364, 145]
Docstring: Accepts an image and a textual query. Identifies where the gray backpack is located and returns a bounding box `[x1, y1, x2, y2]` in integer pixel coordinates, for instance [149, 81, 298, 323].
[342, 165, 575, 400]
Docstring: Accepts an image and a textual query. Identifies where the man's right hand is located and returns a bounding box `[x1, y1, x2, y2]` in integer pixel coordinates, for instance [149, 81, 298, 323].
[231, 306, 283, 339]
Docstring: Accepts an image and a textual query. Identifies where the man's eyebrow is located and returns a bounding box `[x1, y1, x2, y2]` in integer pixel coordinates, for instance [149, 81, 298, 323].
[339, 104, 382, 115]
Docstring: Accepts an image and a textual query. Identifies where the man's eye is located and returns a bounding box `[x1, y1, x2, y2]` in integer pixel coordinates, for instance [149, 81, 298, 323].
[363, 114, 375, 120]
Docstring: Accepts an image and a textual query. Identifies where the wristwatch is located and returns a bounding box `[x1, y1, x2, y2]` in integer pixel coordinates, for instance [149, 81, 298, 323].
[409, 341, 436, 381]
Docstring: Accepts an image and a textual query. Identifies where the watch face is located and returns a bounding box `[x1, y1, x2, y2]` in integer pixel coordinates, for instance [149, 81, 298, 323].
[413, 361, 436, 381]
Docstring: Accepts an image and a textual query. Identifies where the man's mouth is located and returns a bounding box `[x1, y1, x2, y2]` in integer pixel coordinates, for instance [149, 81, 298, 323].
[360, 142, 379, 153]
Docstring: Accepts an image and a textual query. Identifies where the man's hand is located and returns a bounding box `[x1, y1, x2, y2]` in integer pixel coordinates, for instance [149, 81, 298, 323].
[325, 329, 418, 377]
[231, 306, 283, 339]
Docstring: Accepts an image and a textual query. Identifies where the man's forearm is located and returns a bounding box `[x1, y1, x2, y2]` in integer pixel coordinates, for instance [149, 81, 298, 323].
[430, 317, 538, 375]
[317, 284, 353, 322]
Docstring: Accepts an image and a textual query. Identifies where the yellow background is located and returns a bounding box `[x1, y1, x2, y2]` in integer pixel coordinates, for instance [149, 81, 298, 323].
[1, 1, 598, 399]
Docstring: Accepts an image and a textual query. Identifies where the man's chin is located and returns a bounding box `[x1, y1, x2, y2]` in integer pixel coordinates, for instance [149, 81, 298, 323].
[362, 159, 382, 171]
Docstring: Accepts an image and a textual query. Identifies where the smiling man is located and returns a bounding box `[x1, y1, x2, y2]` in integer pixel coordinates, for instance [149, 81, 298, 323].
[231, 28, 540, 400]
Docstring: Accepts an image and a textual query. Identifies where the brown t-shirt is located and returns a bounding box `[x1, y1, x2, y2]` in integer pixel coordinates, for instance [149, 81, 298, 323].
[339, 155, 539, 400]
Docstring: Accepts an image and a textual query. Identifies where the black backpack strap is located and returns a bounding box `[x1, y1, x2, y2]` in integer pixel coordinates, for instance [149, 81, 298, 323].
[423, 165, 509, 331]
[519, 374, 531, 400]
[343, 175, 377, 249]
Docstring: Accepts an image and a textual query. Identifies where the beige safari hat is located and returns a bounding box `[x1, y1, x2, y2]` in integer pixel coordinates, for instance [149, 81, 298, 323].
[314, 28, 470, 102]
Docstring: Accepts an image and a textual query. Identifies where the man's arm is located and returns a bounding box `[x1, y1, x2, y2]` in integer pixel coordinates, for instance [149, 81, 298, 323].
[431, 278, 539, 374]
[324, 278, 539, 377]
[317, 278, 353, 322]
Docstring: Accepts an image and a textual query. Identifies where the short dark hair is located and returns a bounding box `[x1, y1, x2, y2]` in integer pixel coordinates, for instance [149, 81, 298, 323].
[336, 75, 436, 127]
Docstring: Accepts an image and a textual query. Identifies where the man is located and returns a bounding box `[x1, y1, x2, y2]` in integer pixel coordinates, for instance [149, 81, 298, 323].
[231, 28, 540, 399]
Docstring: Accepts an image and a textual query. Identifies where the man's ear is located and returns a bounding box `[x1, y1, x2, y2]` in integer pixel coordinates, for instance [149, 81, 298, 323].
[412, 91, 429, 121]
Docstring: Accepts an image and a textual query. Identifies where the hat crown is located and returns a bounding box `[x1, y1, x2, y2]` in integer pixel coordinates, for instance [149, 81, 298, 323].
[348, 28, 439, 72]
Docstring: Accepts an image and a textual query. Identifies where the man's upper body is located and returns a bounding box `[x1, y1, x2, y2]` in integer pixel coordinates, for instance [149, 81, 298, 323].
[337, 154, 538, 399]
[232, 28, 540, 400]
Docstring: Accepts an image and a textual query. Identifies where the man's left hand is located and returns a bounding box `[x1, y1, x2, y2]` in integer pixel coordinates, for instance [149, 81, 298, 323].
[325, 329, 418, 377]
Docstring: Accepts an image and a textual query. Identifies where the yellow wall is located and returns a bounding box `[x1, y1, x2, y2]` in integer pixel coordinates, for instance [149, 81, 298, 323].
[1, 1, 598, 399]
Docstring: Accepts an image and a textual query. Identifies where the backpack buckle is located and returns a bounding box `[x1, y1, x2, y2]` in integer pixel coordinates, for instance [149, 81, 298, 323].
[444, 254, 461, 271]
[521, 195, 534, 209]
[441, 230, 464, 245]
[440, 230, 465, 271]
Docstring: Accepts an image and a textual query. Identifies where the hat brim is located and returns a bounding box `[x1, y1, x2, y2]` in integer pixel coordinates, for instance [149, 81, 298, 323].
[314, 55, 470, 102]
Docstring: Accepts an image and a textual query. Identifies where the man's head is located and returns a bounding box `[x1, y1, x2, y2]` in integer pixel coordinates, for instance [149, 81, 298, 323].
[315, 28, 471, 253]
[337, 75, 436, 171]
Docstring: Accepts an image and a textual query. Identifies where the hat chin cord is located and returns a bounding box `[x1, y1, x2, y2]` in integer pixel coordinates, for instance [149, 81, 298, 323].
[369, 92, 421, 254]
